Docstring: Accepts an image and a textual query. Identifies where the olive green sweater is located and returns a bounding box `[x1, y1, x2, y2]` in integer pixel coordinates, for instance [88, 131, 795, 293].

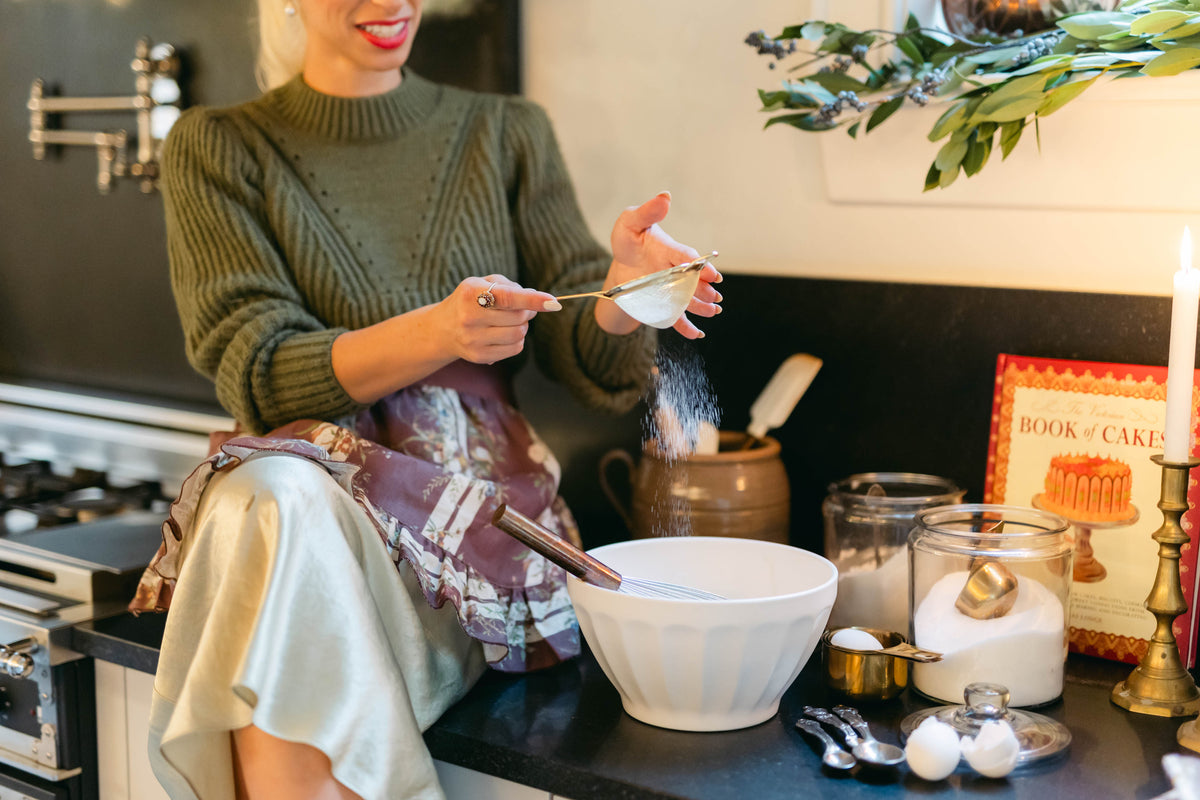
[161, 69, 656, 433]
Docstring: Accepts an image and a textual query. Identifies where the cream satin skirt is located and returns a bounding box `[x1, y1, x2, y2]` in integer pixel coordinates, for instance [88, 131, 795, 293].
[147, 453, 487, 800]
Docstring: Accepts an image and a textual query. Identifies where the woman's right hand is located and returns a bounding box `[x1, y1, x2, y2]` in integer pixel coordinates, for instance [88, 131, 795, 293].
[440, 275, 562, 365]
[332, 275, 563, 405]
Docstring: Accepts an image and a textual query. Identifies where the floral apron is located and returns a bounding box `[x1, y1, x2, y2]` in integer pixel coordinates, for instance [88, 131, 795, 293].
[130, 361, 580, 673]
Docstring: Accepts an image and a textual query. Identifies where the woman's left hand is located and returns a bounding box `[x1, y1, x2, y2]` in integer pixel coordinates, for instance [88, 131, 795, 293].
[602, 191, 722, 339]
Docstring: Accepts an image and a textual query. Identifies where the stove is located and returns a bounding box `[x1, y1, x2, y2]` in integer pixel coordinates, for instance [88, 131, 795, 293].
[0, 382, 227, 798]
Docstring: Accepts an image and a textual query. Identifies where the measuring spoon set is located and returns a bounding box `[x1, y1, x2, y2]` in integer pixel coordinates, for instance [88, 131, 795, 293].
[795, 706, 906, 771]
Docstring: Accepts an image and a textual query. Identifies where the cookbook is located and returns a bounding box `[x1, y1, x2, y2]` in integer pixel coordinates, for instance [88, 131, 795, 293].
[984, 353, 1200, 667]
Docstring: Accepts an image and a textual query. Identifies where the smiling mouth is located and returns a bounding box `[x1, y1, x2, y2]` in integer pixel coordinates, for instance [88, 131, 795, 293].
[356, 20, 408, 39]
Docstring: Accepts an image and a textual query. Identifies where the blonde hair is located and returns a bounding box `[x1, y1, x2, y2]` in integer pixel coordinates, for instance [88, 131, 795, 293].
[255, 0, 307, 92]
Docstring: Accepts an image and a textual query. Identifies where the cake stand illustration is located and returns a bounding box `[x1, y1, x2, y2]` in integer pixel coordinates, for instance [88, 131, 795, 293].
[1033, 494, 1139, 583]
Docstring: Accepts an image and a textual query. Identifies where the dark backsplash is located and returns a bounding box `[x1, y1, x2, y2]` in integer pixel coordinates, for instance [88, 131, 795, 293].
[531, 278, 1173, 554]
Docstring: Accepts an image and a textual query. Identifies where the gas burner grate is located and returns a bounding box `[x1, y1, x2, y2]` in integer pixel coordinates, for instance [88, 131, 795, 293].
[0, 458, 170, 532]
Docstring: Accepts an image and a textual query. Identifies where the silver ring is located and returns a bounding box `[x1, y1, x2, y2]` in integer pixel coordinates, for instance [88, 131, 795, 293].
[477, 281, 498, 309]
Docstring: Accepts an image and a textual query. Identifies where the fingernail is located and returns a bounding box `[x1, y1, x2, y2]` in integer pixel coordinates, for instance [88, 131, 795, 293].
[697, 331, 706, 339]
[657, 190, 672, 200]
[714, 305, 723, 315]
[543, 300, 562, 312]
[713, 291, 723, 303]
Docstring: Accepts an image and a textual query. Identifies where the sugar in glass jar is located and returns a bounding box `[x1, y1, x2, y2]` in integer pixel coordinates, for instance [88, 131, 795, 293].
[823, 472, 963, 635]
[908, 504, 1071, 708]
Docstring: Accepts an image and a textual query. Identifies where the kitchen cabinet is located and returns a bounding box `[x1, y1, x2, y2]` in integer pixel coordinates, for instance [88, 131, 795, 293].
[94, 660, 169, 800]
[436, 760, 576, 800]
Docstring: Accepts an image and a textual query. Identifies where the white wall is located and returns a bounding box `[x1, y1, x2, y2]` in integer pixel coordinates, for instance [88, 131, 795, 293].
[522, 0, 1199, 297]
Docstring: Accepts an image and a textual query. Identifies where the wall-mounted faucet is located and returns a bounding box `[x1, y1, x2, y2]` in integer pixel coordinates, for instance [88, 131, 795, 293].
[28, 37, 183, 194]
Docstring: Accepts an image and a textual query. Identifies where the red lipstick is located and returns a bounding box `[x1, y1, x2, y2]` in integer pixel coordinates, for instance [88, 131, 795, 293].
[355, 19, 410, 50]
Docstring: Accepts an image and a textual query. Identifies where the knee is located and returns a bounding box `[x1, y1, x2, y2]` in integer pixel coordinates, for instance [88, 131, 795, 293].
[207, 454, 339, 514]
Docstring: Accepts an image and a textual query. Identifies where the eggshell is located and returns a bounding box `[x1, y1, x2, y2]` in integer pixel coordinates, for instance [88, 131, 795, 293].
[829, 628, 884, 651]
[904, 717, 961, 781]
[960, 720, 1020, 778]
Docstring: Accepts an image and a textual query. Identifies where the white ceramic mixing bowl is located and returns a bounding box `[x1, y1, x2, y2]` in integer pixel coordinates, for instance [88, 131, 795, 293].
[567, 536, 837, 732]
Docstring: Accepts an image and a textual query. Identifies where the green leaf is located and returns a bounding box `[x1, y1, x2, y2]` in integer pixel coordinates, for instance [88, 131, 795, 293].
[1152, 19, 1200, 40]
[928, 98, 970, 141]
[935, 131, 970, 172]
[930, 40, 979, 67]
[1052, 34, 1087, 54]
[789, 80, 838, 105]
[759, 89, 807, 111]
[1102, 35, 1159, 50]
[799, 22, 828, 42]
[867, 96, 904, 133]
[1007, 54, 1075, 75]
[820, 29, 877, 55]
[970, 73, 1053, 122]
[924, 162, 942, 192]
[974, 73, 1051, 115]
[938, 163, 960, 189]
[805, 72, 870, 93]
[1070, 52, 1138, 67]
[962, 133, 993, 177]
[1130, 9, 1195, 34]
[965, 44, 1025, 64]
[847, 121, 861, 138]
[1037, 74, 1101, 116]
[764, 113, 832, 132]
[1057, 12, 1137, 40]
[780, 22, 829, 39]
[999, 119, 1025, 159]
[1155, 31, 1200, 48]
[896, 35, 924, 64]
[936, 67, 967, 96]
[1141, 45, 1200, 74]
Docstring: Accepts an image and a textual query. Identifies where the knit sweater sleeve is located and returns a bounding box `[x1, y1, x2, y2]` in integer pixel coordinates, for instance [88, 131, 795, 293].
[160, 108, 363, 433]
[501, 98, 657, 414]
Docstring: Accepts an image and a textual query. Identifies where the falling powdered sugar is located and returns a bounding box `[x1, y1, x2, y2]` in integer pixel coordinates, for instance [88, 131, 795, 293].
[643, 342, 722, 536]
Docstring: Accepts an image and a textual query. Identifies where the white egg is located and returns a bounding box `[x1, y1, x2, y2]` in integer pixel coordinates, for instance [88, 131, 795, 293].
[904, 717, 961, 781]
[829, 628, 884, 651]
[960, 720, 1020, 778]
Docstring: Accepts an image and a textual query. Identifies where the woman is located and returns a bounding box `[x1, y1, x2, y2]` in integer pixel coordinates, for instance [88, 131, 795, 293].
[133, 0, 721, 798]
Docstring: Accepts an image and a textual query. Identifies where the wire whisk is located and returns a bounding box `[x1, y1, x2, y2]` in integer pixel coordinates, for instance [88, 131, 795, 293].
[491, 504, 725, 601]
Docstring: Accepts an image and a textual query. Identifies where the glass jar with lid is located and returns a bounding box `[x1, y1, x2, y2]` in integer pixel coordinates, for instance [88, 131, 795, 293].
[822, 472, 963, 635]
[908, 504, 1072, 708]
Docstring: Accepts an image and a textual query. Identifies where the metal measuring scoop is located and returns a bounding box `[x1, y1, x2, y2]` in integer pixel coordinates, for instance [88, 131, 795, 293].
[826, 629, 944, 663]
[955, 559, 1019, 619]
[795, 719, 856, 770]
[803, 706, 905, 767]
[553, 251, 718, 329]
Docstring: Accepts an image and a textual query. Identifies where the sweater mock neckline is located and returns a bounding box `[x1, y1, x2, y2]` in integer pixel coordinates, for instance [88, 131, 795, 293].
[267, 68, 442, 141]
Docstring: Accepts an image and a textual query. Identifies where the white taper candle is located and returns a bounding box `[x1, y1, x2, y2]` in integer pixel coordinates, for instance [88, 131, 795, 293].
[1165, 226, 1199, 463]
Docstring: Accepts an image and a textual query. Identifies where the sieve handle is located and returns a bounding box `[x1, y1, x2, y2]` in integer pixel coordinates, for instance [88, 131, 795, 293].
[491, 504, 622, 590]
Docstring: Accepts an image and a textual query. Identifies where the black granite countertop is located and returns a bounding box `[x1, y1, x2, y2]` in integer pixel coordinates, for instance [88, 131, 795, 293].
[72, 612, 1190, 799]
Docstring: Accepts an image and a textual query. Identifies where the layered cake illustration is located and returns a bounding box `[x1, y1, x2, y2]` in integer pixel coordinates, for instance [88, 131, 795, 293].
[1040, 453, 1133, 523]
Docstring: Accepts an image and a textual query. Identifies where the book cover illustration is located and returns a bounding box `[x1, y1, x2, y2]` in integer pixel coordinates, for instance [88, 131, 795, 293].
[985, 354, 1200, 667]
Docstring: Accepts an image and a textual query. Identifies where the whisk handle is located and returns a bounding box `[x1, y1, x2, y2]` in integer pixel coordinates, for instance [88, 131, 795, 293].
[492, 504, 622, 590]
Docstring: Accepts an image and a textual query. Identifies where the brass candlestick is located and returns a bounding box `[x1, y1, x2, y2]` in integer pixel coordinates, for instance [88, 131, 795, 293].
[1111, 455, 1200, 717]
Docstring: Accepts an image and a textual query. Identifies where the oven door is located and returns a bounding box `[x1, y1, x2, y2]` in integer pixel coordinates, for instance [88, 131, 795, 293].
[0, 759, 80, 799]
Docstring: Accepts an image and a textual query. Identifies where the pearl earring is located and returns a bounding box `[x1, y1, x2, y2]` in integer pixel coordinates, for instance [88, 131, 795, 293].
[284, 1, 296, 16]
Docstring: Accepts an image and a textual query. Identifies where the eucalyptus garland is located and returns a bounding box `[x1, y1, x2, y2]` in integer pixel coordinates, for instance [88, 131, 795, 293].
[750, 0, 1200, 190]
